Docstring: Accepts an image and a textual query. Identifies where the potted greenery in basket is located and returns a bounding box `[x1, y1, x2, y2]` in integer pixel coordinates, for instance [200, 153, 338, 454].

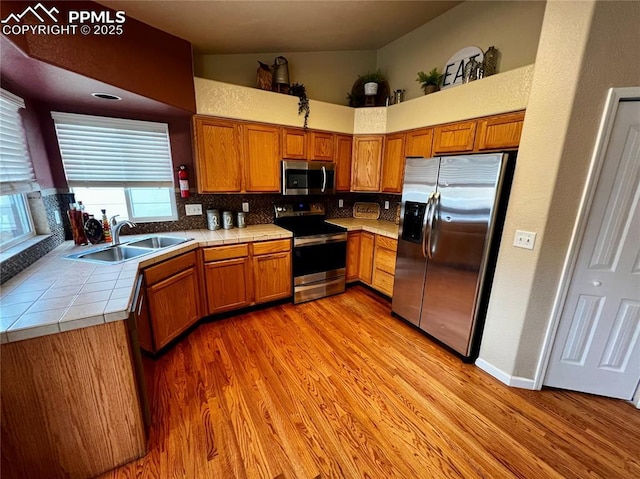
[416, 68, 443, 95]
[359, 69, 386, 96]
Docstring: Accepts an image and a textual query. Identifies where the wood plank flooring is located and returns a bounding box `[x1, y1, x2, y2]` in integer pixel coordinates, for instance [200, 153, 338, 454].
[100, 286, 640, 479]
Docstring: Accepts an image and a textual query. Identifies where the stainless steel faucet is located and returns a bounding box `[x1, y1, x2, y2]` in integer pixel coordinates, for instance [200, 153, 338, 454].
[110, 215, 137, 245]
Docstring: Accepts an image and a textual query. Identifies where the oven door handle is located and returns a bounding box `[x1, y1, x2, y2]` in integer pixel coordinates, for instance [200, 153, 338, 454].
[294, 233, 347, 247]
[321, 166, 327, 193]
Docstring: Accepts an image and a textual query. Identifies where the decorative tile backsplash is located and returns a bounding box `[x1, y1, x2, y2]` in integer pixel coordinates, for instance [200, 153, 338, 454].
[1, 193, 71, 284]
[125, 192, 401, 235]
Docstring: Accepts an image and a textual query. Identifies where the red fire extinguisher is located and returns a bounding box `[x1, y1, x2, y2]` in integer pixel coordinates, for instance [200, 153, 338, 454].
[178, 165, 190, 198]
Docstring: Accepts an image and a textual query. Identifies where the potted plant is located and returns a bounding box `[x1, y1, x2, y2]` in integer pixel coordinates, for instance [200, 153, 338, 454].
[416, 68, 443, 95]
[289, 83, 310, 129]
[359, 69, 385, 96]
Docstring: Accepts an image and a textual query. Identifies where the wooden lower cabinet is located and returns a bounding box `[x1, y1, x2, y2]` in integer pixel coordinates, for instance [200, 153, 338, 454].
[253, 252, 291, 303]
[372, 235, 398, 297]
[346, 231, 361, 282]
[358, 232, 375, 284]
[205, 257, 253, 314]
[146, 265, 201, 350]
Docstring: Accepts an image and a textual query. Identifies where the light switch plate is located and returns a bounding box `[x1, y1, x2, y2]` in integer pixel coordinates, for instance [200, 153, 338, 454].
[242, 202, 250, 212]
[185, 204, 203, 216]
[54, 210, 61, 224]
[384, 201, 390, 209]
[513, 230, 536, 250]
[338, 199, 344, 207]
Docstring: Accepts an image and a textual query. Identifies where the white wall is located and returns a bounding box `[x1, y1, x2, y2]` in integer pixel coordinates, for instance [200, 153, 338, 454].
[478, 0, 640, 381]
[376, 1, 546, 101]
[195, 50, 377, 106]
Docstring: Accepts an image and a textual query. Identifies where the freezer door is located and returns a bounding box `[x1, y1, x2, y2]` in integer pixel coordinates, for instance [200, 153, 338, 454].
[418, 154, 505, 356]
[391, 157, 439, 325]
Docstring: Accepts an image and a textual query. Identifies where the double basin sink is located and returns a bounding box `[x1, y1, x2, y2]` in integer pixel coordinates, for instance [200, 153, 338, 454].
[66, 235, 191, 264]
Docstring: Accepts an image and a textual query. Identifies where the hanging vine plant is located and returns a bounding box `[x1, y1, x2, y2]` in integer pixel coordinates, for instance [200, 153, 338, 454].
[289, 83, 310, 129]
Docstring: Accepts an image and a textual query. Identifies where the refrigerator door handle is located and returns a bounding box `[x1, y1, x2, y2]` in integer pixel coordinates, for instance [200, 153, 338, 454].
[422, 192, 434, 258]
[427, 192, 440, 259]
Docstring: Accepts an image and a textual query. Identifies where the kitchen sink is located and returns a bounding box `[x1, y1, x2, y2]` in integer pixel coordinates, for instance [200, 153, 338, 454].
[126, 236, 188, 249]
[65, 236, 192, 264]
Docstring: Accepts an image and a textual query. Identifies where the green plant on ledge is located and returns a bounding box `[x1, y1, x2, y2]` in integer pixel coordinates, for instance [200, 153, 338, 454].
[416, 68, 443, 94]
[289, 83, 310, 129]
[358, 69, 386, 84]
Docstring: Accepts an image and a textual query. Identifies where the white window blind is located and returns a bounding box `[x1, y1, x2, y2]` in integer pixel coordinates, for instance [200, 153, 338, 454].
[0, 89, 39, 195]
[51, 112, 175, 188]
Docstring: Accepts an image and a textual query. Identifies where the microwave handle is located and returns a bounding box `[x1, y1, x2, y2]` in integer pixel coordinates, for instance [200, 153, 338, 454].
[321, 166, 327, 192]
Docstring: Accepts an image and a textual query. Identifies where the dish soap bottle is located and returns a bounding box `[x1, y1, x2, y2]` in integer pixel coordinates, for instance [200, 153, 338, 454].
[101, 209, 112, 243]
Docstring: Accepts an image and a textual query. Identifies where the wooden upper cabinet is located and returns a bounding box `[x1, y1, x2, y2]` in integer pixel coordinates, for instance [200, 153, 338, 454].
[193, 116, 242, 193]
[475, 111, 525, 151]
[433, 121, 477, 154]
[381, 133, 406, 194]
[308, 131, 335, 161]
[335, 134, 352, 192]
[405, 127, 433, 158]
[243, 123, 281, 192]
[282, 127, 307, 159]
[351, 135, 383, 192]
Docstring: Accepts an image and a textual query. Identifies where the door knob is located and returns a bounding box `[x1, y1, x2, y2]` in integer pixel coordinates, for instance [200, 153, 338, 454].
[592, 281, 602, 287]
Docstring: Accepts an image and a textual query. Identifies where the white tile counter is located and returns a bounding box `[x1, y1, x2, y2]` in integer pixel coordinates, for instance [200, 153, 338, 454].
[326, 218, 399, 239]
[0, 225, 291, 344]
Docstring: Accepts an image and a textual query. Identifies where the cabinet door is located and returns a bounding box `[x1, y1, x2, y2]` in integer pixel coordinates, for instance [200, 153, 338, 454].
[335, 134, 352, 192]
[243, 123, 281, 192]
[205, 257, 253, 314]
[308, 131, 335, 161]
[405, 128, 433, 158]
[358, 232, 375, 284]
[433, 121, 477, 154]
[475, 111, 525, 151]
[147, 266, 201, 350]
[253, 252, 291, 303]
[381, 133, 406, 194]
[193, 117, 242, 193]
[282, 127, 307, 159]
[135, 285, 154, 352]
[351, 135, 383, 192]
[346, 232, 361, 282]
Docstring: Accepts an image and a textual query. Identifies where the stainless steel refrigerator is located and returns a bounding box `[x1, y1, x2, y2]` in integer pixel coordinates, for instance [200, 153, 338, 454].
[391, 153, 514, 359]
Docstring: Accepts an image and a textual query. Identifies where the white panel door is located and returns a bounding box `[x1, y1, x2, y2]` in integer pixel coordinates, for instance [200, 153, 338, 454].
[545, 100, 640, 399]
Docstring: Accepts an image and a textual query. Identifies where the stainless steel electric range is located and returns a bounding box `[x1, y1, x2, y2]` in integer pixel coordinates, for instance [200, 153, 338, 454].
[274, 202, 347, 304]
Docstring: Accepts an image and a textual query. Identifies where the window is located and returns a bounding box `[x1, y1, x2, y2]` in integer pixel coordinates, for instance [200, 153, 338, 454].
[0, 89, 37, 250]
[52, 112, 177, 222]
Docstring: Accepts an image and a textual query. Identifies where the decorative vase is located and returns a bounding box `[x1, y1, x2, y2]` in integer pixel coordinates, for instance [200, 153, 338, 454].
[423, 84, 439, 95]
[364, 82, 379, 96]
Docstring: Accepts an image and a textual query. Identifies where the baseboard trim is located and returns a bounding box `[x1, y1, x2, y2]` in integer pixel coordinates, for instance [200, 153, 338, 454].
[475, 358, 536, 390]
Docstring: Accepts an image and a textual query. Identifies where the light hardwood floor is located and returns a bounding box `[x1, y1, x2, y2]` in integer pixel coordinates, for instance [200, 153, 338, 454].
[101, 286, 640, 479]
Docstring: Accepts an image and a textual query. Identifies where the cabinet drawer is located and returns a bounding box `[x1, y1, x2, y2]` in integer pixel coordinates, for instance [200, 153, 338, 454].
[252, 239, 291, 255]
[372, 269, 394, 297]
[374, 246, 397, 275]
[144, 251, 197, 286]
[376, 235, 398, 252]
[203, 244, 249, 262]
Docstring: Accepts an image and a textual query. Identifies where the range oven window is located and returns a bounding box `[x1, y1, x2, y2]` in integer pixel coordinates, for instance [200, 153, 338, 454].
[293, 240, 346, 277]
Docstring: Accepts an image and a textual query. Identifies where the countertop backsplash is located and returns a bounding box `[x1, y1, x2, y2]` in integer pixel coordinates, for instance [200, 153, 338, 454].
[124, 192, 401, 235]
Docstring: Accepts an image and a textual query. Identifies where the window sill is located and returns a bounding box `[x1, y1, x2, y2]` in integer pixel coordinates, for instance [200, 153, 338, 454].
[0, 235, 51, 263]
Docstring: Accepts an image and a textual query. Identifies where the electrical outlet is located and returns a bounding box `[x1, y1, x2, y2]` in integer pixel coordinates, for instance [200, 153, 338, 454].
[54, 210, 61, 225]
[242, 202, 250, 213]
[338, 199, 344, 208]
[513, 230, 536, 250]
[185, 204, 203, 216]
[384, 201, 390, 209]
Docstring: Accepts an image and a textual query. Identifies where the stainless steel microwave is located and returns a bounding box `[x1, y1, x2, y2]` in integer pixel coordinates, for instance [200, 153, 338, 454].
[281, 160, 336, 195]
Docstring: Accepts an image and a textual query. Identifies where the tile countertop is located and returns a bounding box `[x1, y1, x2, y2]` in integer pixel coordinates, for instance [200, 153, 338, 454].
[327, 218, 399, 239]
[0, 225, 292, 344]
